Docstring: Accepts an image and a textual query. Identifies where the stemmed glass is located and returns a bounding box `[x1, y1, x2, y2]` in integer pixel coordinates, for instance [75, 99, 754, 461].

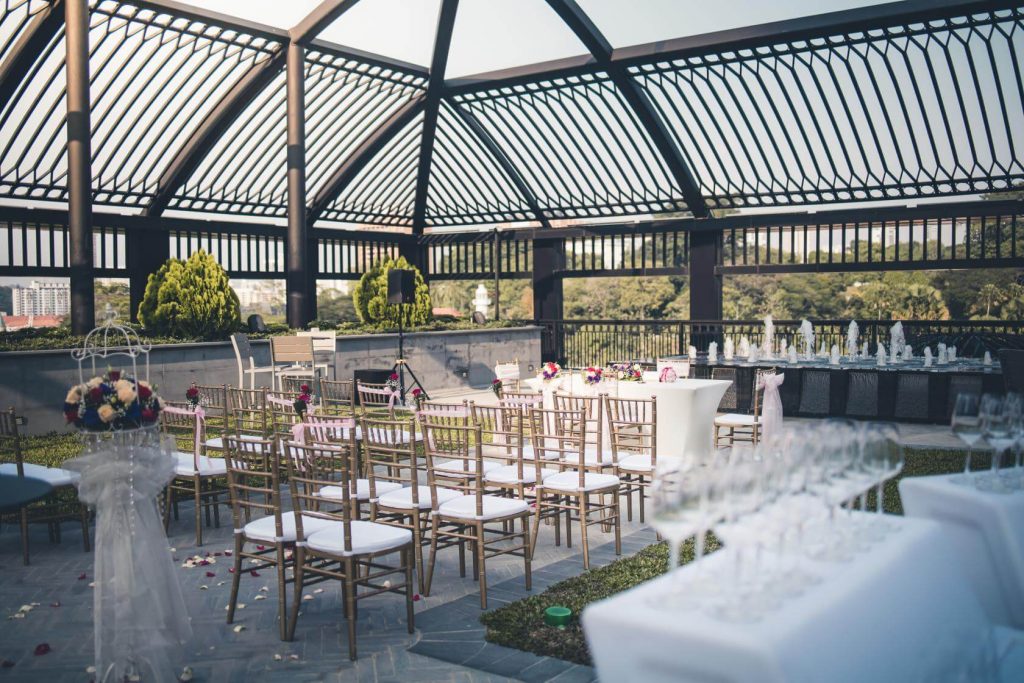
[979, 394, 1013, 492]
[649, 458, 704, 605]
[950, 393, 982, 484]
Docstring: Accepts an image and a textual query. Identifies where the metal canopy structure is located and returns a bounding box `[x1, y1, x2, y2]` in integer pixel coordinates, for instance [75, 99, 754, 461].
[0, 0, 1022, 333]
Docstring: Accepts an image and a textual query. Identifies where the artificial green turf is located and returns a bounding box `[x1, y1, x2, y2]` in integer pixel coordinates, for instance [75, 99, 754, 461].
[480, 445, 989, 666]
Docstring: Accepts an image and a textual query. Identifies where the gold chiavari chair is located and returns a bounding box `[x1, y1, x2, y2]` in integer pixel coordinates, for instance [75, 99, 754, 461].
[714, 368, 776, 447]
[283, 439, 414, 659]
[605, 395, 657, 522]
[355, 381, 404, 419]
[193, 384, 229, 454]
[320, 379, 355, 418]
[0, 407, 90, 564]
[267, 391, 302, 446]
[223, 434, 298, 641]
[227, 387, 271, 441]
[493, 359, 522, 394]
[361, 415, 453, 594]
[552, 392, 613, 469]
[161, 402, 229, 546]
[474, 402, 559, 500]
[420, 420, 531, 609]
[529, 407, 621, 569]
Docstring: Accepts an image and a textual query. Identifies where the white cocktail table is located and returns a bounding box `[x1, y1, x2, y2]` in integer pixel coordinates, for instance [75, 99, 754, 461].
[583, 516, 996, 683]
[900, 472, 1024, 627]
[523, 375, 730, 462]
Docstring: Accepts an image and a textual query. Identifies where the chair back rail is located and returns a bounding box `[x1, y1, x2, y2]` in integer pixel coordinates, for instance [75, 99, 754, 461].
[553, 392, 604, 459]
[160, 403, 206, 471]
[604, 395, 657, 468]
[320, 379, 355, 417]
[227, 387, 270, 438]
[420, 421, 484, 515]
[472, 403, 529, 482]
[283, 440, 355, 551]
[224, 435, 279, 529]
[529, 407, 589, 488]
[360, 416, 419, 504]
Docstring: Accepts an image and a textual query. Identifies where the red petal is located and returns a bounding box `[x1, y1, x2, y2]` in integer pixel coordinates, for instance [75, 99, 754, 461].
[250, 570, 260, 577]
[228, 568, 235, 573]
[413, 594, 421, 602]
[33, 644, 51, 656]
[224, 551, 233, 556]
[256, 545, 266, 551]
[205, 571, 216, 578]
[77, 573, 87, 580]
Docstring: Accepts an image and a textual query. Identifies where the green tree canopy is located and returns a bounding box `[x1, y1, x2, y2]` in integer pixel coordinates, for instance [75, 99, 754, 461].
[352, 256, 431, 326]
[137, 251, 241, 338]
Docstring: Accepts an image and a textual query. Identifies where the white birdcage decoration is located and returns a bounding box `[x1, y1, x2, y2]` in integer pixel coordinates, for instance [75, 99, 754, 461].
[71, 305, 151, 387]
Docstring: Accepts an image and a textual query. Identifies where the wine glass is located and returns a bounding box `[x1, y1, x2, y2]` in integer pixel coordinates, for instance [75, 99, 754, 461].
[951, 393, 982, 484]
[979, 394, 1013, 492]
[649, 459, 703, 594]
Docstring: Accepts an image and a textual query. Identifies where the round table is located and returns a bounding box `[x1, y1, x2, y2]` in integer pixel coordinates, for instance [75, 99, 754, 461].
[0, 474, 53, 514]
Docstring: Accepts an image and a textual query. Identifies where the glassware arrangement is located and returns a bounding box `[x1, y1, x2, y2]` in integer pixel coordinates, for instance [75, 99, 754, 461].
[649, 419, 907, 622]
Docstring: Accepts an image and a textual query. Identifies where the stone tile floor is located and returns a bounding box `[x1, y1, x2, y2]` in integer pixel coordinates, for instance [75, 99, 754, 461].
[0, 489, 649, 682]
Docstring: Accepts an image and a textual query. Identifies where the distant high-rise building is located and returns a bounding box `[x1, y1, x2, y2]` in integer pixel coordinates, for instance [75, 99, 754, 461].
[11, 281, 70, 316]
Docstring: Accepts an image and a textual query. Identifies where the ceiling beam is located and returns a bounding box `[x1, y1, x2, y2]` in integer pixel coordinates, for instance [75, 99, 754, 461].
[144, 48, 287, 216]
[0, 0, 65, 112]
[449, 104, 551, 229]
[545, 0, 709, 218]
[411, 0, 460, 234]
[449, 0, 1017, 94]
[306, 95, 426, 225]
[289, 0, 361, 46]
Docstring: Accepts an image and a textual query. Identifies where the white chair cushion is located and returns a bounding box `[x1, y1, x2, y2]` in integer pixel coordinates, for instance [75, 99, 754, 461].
[243, 513, 334, 543]
[715, 413, 759, 427]
[0, 462, 79, 487]
[377, 485, 461, 510]
[541, 471, 620, 493]
[204, 434, 264, 450]
[485, 465, 559, 485]
[437, 494, 530, 521]
[434, 459, 500, 476]
[172, 452, 227, 476]
[618, 454, 653, 473]
[305, 520, 412, 556]
[318, 479, 403, 502]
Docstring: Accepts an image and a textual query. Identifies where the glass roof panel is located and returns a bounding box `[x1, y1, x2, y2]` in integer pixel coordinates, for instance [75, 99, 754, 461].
[580, 0, 892, 49]
[445, 0, 588, 79]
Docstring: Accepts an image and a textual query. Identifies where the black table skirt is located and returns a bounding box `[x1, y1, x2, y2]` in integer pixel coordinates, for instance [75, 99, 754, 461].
[689, 364, 1003, 424]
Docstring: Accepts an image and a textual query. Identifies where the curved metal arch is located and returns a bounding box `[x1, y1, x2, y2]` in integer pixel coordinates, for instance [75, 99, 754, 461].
[544, 0, 709, 218]
[0, 0, 64, 113]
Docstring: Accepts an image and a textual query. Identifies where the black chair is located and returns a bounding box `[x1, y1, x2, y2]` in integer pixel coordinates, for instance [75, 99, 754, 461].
[998, 349, 1024, 394]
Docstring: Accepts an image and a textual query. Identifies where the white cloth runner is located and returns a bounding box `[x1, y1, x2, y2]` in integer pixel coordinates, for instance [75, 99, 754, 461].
[757, 372, 785, 442]
[64, 429, 191, 683]
[900, 473, 1024, 628]
[583, 516, 994, 683]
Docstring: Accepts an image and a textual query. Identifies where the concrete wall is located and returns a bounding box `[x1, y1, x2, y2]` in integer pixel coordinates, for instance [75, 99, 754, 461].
[0, 327, 540, 435]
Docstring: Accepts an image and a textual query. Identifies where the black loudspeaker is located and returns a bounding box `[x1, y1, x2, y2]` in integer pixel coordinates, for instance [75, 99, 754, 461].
[387, 269, 415, 305]
[247, 314, 266, 333]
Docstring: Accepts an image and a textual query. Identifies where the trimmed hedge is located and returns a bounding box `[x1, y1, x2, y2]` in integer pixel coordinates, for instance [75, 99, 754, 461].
[0, 319, 532, 352]
[481, 445, 992, 665]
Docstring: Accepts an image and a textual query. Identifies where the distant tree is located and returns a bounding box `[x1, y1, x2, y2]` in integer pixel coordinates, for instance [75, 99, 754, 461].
[94, 280, 129, 320]
[843, 272, 949, 320]
[315, 286, 356, 323]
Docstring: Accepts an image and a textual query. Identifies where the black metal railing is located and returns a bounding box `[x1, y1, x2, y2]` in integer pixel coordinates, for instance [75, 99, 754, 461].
[539, 319, 1024, 367]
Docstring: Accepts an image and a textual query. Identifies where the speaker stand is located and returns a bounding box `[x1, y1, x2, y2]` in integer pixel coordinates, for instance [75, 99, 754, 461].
[392, 308, 429, 403]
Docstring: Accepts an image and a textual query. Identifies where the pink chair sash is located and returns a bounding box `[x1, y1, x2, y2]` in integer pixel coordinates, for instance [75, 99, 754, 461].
[757, 373, 785, 442]
[292, 418, 355, 445]
[359, 385, 399, 409]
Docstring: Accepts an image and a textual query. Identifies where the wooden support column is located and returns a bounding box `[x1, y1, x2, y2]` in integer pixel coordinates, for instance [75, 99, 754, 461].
[533, 236, 565, 362]
[286, 41, 315, 327]
[65, 0, 94, 333]
[688, 229, 723, 349]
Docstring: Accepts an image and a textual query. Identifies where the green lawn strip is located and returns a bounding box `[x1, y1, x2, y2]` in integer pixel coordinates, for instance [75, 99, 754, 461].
[480, 445, 988, 665]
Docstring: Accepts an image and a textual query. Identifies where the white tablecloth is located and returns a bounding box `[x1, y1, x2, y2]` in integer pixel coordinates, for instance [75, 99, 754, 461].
[523, 375, 730, 461]
[900, 473, 1024, 628]
[583, 517, 996, 683]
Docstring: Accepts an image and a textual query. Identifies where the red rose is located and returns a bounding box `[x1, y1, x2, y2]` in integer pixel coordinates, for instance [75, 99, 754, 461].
[138, 384, 152, 400]
[108, 370, 121, 381]
[389, 373, 398, 381]
[412, 388, 422, 396]
[300, 384, 311, 393]
[64, 410, 78, 423]
[87, 387, 103, 404]
[141, 408, 156, 422]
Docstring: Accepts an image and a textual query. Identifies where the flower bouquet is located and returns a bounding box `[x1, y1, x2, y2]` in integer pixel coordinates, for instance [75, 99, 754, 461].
[185, 383, 200, 408]
[411, 387, 425, 410]
[63, 368, 162, 431]
[539, 362, 562, 382]
[293, 383, 313, 419]
[491, 378, 503, 397]
[613, 363, 644, 382]
[584, 367, 604, 385]
[386, 372, 401, 392]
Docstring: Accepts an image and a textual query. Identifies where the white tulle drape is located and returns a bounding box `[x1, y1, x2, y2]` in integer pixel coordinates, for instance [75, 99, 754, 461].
[757, 373, 786, 442]
[64, 428, 191, 683]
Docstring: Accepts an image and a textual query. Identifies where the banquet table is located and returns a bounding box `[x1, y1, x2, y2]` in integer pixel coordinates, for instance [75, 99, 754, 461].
[670, 355, 1003, 424]
[900, 472, 1024, 628]
[583, 516, 1008, 683]
[523, 374, 730, 461]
